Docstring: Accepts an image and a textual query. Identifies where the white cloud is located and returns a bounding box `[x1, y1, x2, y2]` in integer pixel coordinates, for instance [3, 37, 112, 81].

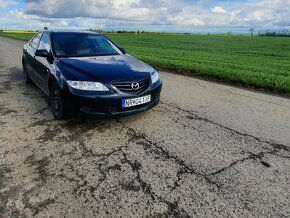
[0, 0, 18, 8]
[167, 16, 204, 26]
[212, 6, 226, 14]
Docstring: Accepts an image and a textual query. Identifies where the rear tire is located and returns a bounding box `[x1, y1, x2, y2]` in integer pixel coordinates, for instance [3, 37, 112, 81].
[23, 62, 32, 84]
[49, 82, 67, 120]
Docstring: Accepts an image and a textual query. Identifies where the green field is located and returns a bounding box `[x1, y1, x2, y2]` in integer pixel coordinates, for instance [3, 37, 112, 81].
[1, 32, 290, 94]
[0, 32, 35, 41]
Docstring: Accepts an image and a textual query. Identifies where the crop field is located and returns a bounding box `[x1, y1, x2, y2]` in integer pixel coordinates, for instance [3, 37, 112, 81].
[0, 30, 35, 40]
[1, 31, 290, 93]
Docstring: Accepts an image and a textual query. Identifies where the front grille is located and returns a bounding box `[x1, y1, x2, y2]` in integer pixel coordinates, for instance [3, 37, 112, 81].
[112, 78, 150, 94]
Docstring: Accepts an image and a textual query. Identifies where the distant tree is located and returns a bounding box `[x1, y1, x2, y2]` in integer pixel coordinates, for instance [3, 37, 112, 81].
[258, 29, 290, 37]
[282, 30, 289, 36]
[249, 28, 255, 36]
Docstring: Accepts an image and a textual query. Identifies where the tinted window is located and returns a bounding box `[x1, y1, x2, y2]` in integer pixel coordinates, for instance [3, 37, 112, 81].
[51, 33, 122, 57]
[38, 33, 51, 52]
[31, 33, 42, 49]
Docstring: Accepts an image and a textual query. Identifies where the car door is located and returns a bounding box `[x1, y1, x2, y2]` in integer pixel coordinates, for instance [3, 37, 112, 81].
[25, 32, 42, 86]
[34, 33, 52, 94]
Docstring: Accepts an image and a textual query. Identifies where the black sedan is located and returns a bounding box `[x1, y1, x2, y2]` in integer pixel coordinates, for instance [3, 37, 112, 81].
[22, 30, 162, 119]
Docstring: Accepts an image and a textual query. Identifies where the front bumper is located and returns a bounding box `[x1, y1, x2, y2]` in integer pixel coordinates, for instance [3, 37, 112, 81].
[64, 82, 162, 118]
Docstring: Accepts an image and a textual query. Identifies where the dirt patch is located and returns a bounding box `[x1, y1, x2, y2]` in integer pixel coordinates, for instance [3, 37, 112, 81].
[0, 104, 17, 115]
[0, 81, 12, 94]
[0, 120, 8, 126]
[9, 67, 24, 81]
[24, 155, 50, 183]
[0, 165, 12, 215]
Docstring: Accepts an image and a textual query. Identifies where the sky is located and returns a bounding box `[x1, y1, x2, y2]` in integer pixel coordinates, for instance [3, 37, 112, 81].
[0, 0, 290, 33]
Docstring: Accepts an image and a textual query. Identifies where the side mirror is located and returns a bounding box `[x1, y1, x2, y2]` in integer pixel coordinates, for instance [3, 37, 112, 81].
[119, 47, 126, 54]
[35, 49, 49, 57]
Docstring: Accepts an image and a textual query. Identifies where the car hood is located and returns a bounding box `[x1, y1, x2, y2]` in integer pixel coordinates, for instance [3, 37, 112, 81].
[56, 55, 154, 82]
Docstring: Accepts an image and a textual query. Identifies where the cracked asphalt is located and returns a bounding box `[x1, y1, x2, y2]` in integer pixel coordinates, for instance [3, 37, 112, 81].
[0, 37, 290, 217]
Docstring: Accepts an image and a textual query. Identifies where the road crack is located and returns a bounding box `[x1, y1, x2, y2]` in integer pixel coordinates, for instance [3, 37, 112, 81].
[160, 101, 290, 152]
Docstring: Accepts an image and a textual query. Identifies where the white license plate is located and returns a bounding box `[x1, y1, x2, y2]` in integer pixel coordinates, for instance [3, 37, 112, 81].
[122, 95, 151, 108]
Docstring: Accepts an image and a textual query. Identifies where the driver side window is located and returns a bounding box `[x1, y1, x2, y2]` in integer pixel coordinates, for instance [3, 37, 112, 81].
[30, 33, 42, 50]
[38, 33, 51, 52]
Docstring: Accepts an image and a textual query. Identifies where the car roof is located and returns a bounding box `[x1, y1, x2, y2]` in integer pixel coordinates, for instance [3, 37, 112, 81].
[39, 29, 100, 34]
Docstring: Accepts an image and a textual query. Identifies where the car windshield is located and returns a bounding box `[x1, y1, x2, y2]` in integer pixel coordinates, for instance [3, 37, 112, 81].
[51, 33, 122, 57]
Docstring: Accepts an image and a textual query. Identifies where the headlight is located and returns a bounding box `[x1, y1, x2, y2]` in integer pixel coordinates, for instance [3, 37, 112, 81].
[67, 81, 109, 91]
[151, 71, 160, 84]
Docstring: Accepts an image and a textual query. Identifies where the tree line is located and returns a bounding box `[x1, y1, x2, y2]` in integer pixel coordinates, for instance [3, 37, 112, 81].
[258, 30, 290, 37]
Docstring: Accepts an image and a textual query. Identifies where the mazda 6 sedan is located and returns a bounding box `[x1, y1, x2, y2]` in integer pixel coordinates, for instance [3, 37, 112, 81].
[22, 30, 162, 119]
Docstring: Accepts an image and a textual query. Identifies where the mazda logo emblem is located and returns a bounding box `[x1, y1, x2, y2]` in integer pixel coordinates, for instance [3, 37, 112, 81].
[131, 82, 140, 90]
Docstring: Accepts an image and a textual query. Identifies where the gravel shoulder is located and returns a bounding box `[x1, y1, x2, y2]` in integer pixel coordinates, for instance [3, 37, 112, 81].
[0, 37, 290, 217]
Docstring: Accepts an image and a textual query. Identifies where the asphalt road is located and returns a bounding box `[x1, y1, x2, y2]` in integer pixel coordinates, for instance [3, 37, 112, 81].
[0, 37, 290, 217]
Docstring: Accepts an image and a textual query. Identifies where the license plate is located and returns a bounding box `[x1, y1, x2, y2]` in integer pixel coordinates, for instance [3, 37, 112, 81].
[122, 95, 151, 108]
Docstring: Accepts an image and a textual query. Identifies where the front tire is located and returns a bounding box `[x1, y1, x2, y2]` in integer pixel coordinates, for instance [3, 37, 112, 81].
[49, 82, 67, 120]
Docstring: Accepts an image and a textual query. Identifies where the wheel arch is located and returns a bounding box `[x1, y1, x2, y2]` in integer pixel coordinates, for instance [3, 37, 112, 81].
[47, 74, 67, 95]
[47, 75, 58, 92]
[22, 56, 26, 67]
